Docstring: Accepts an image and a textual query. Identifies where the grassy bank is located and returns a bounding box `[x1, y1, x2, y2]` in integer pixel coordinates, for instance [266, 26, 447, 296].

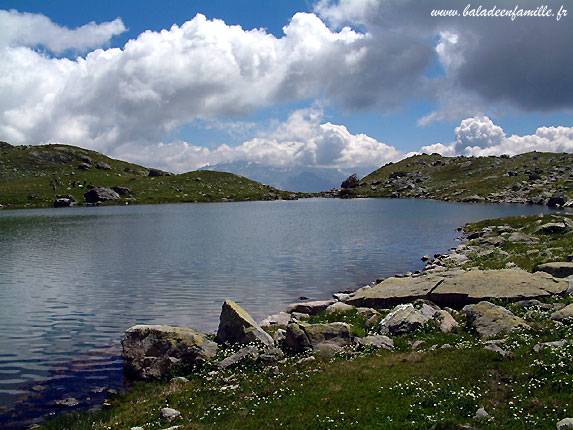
[0, 143, 301, 209]
[328, 152, 573, 205]
[38, 213, 573, 429]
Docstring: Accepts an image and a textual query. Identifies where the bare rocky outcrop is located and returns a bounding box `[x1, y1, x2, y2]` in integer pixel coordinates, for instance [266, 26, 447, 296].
[534, 262, 573, 278]
[215, 300, 274, 347]
[121, 325, 217, 380]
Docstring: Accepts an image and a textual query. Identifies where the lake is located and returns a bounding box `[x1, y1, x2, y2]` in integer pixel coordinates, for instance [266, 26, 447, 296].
[0, 198, 559, 427]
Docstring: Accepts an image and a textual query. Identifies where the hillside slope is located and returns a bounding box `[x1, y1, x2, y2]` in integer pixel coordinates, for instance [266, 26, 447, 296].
[323, 152, 573, 207]
[0, 142, 300, 209]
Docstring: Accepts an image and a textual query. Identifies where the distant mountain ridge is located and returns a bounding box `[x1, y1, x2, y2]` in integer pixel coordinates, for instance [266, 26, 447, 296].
[199, 161, 371, 193]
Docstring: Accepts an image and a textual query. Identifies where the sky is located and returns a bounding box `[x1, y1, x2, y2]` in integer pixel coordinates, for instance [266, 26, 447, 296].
[0, 0, 572, 174]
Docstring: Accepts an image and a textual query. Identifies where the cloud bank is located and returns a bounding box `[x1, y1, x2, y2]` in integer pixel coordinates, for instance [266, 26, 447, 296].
[117, 109, 402, 172]
[421, 116, 573, 157]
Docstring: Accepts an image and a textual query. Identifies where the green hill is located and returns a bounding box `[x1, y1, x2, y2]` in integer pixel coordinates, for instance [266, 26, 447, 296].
[0, 142, 300, 209]
[327, 152, 573, 207]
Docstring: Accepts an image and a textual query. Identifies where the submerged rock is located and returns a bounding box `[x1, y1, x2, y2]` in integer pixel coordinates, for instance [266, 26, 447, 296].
[121, 325, 217, 380]
[215, 300, 274, 347]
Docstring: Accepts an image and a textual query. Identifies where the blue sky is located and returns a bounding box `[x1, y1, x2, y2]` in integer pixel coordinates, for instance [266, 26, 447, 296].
[0, 0, 571, 173]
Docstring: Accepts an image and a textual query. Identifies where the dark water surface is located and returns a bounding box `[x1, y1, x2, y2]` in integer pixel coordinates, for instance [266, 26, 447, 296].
[0, 198, 558, 427]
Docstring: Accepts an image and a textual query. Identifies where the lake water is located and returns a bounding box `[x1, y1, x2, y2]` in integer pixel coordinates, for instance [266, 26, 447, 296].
[0, 198, 559, 427]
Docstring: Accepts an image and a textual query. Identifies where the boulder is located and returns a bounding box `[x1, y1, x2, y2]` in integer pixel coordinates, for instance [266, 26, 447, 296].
[259, 312, 292, 327]
[77, 162, 92, 170]
[95, 161, 112, 170]
[428, 269, 568, 308]
[325, 302, 354, 314]
[550, 304, 573, 323]
[356, 335, 394, 350]
[346, 275, 442, 308]
[148, 168, 174, 177]
[557, 418, 573, 429]
[341, 173, 360, 189]
[121, 325, 217, 380]
[217, 346, 259, 369]
[464, 301, 529, 338]
[313, 343, 344, 357]
[379, 304, 434, 336]
[54, 195, 76, 208]
[507, 232, 538, 243]
[285, 299, 336, 315]
[215, 300, 274, 347]
[435, 309, 459, 333]
[285, 322, 351, 353]
[111, 186, 132, 196]
[84, 187, 120, 203]
[534, 262, 573, 278]
[535, 222, 570, 234]
[160, 407, 181, 421]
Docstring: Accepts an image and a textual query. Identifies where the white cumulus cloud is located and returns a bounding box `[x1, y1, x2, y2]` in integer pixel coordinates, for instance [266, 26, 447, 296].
[113, 109, 402, 173]
[421, 116, 573, 157]
[0, 9, 126, 53]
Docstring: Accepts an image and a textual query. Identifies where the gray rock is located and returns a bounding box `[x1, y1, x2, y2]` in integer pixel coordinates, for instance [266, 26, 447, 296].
[534, 262, 573, 278]
[121, 325, 217, 380]
[435, 309, 459, 333]
[285, 322, 351, 353]
[507, 232, 539, 243]
[313, 343, 343, 356]
[259, 312, 292, 327]
[170, 377, 189, 384]
[533, 340, 568, 352]
[273, 328, 286, 343]
[285, 299, 337, 315]
[475, 407, 490, 419]
[428, 269, 567, 308]
[379, 304, 433, 336]
[485, 344, 510, 357]
[84, 187, 120, 203]
[77, 162, 92, 170]
[325, 302, 354, 314]
[259, 348, 285, 363]
[54, 196, 75, 207]
[411, 340, 425, 351]
[341, 173, 360, 189]
[111, 186, 132, 196]
[557, 418, 573, 429]
[550, 304, 573, 323]
[291, 312, 310, 320]
[95, 161, 112, 170]
[464, 301, 529, 338]
[161, 407, 181, 421]
[217, 346, 259, 369]
[356, 335, 394, 350]
[535, 222, 570, 234]
[215, 300, 274, 347]
[333, 293, 351, 301]
[148, 168, 173, 177]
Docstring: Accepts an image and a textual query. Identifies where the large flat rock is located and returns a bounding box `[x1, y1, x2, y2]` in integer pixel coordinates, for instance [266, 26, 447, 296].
[346, 269, 568, 309]
[346, 275, 443, 308]
[429, 269, 568, 307]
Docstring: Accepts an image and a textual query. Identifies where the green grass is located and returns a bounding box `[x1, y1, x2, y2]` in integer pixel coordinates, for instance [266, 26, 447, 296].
[459, 213, 573, 272]
[0, 143, 302, 209]
[39, 305, 573, 429]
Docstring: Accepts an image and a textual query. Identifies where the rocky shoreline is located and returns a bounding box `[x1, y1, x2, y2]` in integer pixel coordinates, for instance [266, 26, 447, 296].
[106, 213, 573, 430]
